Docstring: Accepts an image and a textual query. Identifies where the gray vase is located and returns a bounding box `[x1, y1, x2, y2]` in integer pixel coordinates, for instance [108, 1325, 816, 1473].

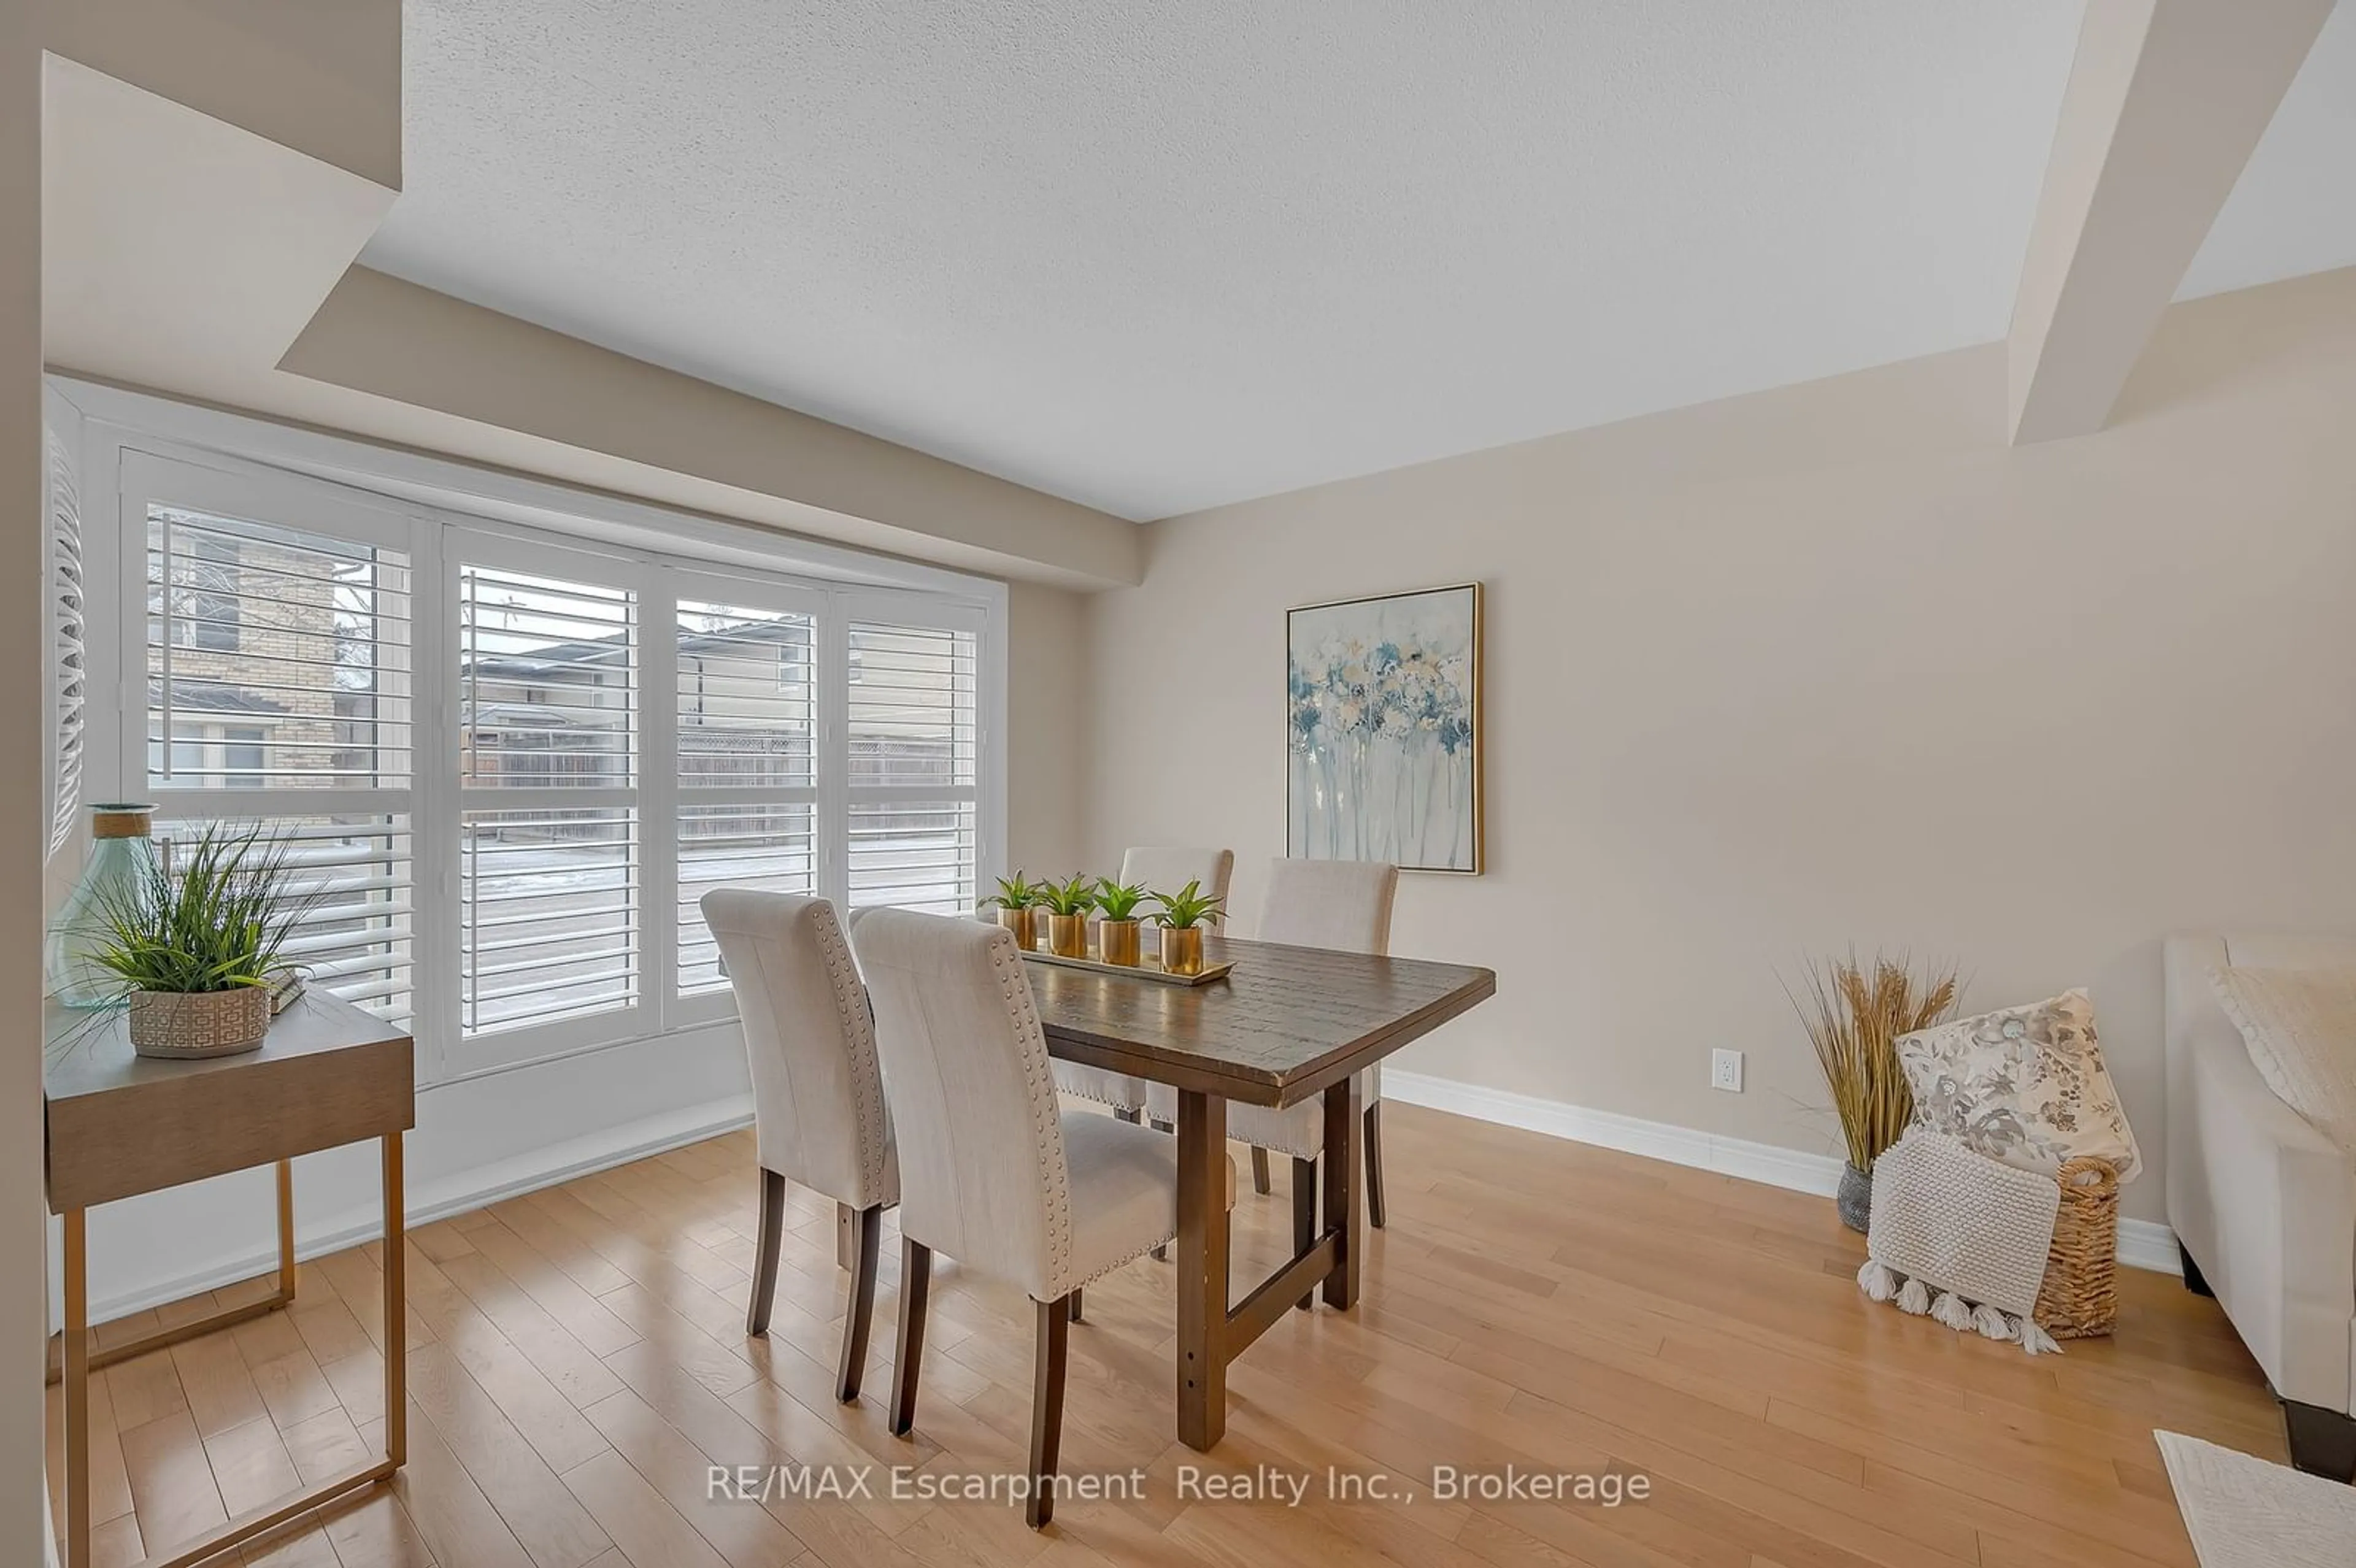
[1837, 1162, 1873, 1234]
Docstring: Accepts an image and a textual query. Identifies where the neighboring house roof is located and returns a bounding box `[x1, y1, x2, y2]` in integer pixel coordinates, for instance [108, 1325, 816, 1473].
[148, 676, 290, 717]
[467, 701, 625, 730]
[469, 616, 807, 680]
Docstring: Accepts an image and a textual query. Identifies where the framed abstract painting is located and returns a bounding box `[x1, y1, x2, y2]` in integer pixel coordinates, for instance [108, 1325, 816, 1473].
[1286, 582, 1482, 874]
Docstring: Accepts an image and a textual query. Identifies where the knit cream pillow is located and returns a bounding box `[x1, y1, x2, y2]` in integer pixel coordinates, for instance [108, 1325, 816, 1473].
[2208, 966, 2356, 1155]
[1897, 990, 2142, 1182]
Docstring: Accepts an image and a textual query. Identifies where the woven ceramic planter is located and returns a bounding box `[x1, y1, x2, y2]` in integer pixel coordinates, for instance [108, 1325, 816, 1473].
[127, 986, 271, 1060]
[1837, 1161, 1873, 1234]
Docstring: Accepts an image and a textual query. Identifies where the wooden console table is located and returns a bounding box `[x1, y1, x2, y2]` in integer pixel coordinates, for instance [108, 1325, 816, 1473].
[44, 991, 415, 1568]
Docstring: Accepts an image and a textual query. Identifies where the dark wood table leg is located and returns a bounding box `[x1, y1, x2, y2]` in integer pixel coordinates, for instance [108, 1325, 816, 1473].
[1292, 1157, 1319, 1311]
[1175, 1088, 1230, 1450]
[1321, 1075, 1363, 1309]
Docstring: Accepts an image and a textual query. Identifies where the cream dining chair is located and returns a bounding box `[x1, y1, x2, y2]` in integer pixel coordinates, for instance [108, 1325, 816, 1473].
[1052, 845, 1235, 1120]
[852, 908, 1197, 1529]
[1148, 858, 1399, 1261]
[703, 890, 898, 1405]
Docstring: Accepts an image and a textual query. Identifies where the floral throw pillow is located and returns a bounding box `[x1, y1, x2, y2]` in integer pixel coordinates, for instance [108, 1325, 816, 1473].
[1895, 990, 2142, 1182]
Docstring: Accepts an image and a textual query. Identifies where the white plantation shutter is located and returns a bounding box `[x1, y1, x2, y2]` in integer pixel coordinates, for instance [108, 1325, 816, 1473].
[459, 563, 634, 790]
[674, 596, 818, 997]
[134, 467, 418, 1024]
[844, 616, 979, 915]
[101, 434, 1001, 1085]
[460, 806, 638, 1032]
[456, 547, 642, 1049]
[161, 813, 418, 1024]
[677, 802, 817, 992]
[149, 508, 414, 788]
[46, 421, 86, 858]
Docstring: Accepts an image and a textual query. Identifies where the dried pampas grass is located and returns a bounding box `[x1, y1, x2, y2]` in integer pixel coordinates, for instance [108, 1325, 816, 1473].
[1789, 952, 1961, 1172]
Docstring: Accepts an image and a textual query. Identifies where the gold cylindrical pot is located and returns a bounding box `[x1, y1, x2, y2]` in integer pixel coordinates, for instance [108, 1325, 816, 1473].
[1046, 913, 1088, 958]
[128, 986, 272, 1059]
[1098, 918, 1142, 967]
[995, 905, 1039, 950]
[1160, 925, 1205, 977]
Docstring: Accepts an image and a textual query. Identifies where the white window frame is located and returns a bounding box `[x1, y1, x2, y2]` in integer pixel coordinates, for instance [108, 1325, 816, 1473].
[68, 381, 1008, 1090]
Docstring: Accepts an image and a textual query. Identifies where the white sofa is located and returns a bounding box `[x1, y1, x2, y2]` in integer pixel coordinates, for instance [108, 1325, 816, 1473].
[2166, 934, 2356, 1479]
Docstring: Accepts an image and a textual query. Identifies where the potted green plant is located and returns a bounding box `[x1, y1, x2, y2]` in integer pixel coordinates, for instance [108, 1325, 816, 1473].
[1036, 874, 1097, 959]
[1150, 878, 1225, 977]
[1092, 878, 1150, 966]
[88, 824, 314, 1059]
[1790, 951, 1960, 1232]
[983, 870, 1044, 950]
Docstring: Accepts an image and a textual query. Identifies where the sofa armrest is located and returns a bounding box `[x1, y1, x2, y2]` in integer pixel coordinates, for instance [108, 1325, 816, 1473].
[2166, 936, 2355, 1410]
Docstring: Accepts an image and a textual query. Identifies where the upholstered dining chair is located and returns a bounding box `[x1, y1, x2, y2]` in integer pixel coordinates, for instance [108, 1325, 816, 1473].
[1053, 845, 1236, 1121]
[703, 890, 897, 1405]
[1148, 858, 1399, 1261]
[851, 907, 1190, 1529]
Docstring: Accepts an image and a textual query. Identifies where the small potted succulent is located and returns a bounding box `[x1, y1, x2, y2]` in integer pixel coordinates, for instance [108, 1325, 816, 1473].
[1036, 874, 1098, 959]
[983, 870, 1044, 950]
[1151, 878, 1225, 977]
[1092, 878, 1150, 967]
[88, 823, 313, 1059]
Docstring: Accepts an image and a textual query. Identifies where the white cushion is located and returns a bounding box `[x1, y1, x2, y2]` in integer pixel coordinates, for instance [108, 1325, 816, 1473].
[1257, 859, 1396, 953]
[2209, 966, 2356, 1156]
[704, 891, 897, 1211]
[855, 909, 1223, 1302]
[1058, 1112, 1180, 1281]
[1898, 989, 2142, 1183]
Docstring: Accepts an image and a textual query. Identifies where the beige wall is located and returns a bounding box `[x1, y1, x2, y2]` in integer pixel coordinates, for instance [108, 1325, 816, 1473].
[4, 2, 50, 1555]
[1082, 265, 2356, 1223]
[42, 0, 401, 188]
[1006, 580, 1090, 876]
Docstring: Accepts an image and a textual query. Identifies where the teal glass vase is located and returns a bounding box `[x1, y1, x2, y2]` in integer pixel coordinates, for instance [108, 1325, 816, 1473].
[45, 803, 158, 1009]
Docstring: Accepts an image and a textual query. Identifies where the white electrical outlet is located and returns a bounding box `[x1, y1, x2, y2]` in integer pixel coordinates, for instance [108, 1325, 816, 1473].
[1711, 1048, 1744, 1093]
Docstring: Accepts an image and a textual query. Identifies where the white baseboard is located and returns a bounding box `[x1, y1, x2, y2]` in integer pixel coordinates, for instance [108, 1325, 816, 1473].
[1383, 1069, 2179, 1275]
[85, 1093, 755, 1324]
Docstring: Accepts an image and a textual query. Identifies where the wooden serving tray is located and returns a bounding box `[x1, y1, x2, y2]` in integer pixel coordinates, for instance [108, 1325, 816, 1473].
[1018, 947, 1234, 986]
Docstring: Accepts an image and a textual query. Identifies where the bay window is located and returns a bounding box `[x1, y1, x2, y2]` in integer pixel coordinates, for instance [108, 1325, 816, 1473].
[104, 440, 1000, 1083]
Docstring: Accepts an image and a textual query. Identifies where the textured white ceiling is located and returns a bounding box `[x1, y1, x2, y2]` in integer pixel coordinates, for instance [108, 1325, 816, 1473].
[2179, 0, 2356, 301]
[360, 2, 2325, 522]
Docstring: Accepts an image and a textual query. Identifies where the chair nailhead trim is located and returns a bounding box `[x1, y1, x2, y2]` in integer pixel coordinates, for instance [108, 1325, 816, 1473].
[812, 904, 893, 1204]
[988, 931, 1076, 1299]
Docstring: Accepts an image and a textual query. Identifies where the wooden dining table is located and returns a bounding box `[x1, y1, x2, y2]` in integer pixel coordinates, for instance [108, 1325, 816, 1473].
[1023, 932, 1496, 1450]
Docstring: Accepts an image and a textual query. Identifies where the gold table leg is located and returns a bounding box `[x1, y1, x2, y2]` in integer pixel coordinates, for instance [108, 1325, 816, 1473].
[383, 1130, 406, 1467]
[277, 1157, 298, 1299]
[47, 1157, 299, 1383]
[63, 1208, 88, 1568]
[55, 1140, 410, 1568]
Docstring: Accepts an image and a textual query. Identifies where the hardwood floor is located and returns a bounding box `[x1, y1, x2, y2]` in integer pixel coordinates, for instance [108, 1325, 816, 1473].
[48, 1102, 2287, 1567]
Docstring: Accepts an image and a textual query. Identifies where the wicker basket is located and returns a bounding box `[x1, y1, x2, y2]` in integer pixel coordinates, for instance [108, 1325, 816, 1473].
[2033, 1155, 2120, 1339]
[127, 986, 272, 1060]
